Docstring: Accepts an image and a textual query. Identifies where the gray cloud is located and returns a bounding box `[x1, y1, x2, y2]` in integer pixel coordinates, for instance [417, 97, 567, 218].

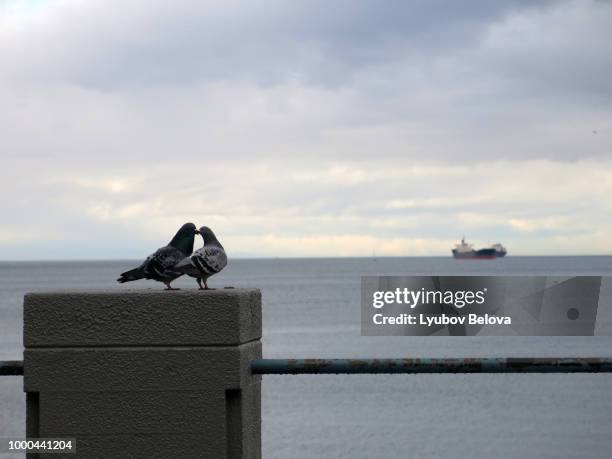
[107, 1, 559, 88]
[0, 0, 611, 258]
[2, 1, 558, 88]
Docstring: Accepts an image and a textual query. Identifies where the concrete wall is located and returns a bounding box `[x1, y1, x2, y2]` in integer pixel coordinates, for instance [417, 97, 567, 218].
[23, 289, 262, 459]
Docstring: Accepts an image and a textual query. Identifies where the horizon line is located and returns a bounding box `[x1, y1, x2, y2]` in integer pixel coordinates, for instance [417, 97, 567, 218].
[1, 254, 612, 263]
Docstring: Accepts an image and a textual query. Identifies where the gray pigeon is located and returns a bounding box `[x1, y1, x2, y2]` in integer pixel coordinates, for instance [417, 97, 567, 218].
[174, 226, 227, 290]
[117, 222, 199, 290]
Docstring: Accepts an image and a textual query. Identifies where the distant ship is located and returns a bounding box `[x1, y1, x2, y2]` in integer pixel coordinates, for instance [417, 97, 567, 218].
[491, 242, 507, 257]
[452, 237, 504, 259]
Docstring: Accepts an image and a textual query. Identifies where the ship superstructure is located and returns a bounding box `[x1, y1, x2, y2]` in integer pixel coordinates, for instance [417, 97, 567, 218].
[491, 243, 507, 257]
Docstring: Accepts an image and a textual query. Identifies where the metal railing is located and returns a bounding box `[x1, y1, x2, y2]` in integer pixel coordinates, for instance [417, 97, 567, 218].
[4, 358, 612, 377]
[251, 357, 612, 374]
[0, 361, 23, 376]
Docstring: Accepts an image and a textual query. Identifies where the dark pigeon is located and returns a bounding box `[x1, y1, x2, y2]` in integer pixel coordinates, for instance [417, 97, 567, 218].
[174, 226, 227, 290]
[117, 222, 199, 290]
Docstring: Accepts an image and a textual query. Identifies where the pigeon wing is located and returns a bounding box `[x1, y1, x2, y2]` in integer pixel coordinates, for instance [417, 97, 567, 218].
[191, 246, 227, 275]
[143, 246, 185, 280]
[173, 254, 201, 277]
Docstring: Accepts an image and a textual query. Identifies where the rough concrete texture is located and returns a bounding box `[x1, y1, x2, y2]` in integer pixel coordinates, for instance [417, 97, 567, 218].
[23, 290, 262, 458]
[24, 343, 261, 392]
[24, 289, 261, 347]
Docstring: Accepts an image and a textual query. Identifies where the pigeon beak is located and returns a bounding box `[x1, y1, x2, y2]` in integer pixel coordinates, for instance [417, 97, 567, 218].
[194, 230, 200, 235]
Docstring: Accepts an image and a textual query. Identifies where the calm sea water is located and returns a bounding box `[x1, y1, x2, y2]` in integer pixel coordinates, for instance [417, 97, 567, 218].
[1, 257, 612, 458]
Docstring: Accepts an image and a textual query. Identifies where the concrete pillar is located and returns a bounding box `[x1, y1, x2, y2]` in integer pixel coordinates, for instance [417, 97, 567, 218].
[23, 289, 262, 458]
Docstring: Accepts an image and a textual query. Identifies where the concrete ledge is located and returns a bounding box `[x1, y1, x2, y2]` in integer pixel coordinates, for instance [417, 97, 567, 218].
[38, 391, 225, 435]
[24, 289, 261, 347]
[24, 342, 261, 392]
[52, 434, 226, 458]
[23, 289, 262, 458]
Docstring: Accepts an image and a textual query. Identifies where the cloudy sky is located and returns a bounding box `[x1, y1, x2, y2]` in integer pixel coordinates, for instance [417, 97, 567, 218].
[1, 0, 611, 259]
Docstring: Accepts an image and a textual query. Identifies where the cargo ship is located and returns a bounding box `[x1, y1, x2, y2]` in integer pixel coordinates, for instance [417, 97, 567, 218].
[452, 237, 497, 259]
[491, 242, 507, 257]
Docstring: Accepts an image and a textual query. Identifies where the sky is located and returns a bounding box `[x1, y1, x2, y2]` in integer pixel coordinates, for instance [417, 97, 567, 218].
[0, 0, 611, 259]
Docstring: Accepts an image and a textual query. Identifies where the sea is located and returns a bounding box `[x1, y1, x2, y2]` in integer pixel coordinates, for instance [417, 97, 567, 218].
[1, 257, 612, 458]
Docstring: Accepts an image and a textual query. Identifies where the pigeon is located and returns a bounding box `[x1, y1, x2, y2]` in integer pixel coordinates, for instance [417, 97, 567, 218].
[174, 226, 227, 290]
[117, 222, 199, 290]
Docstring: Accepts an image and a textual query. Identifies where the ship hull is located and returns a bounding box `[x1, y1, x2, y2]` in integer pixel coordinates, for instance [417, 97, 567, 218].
[452, 248, 497, 259]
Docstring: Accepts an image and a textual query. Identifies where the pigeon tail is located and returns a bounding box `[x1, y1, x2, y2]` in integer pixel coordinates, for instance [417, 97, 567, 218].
[117, 267, 144, 283]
